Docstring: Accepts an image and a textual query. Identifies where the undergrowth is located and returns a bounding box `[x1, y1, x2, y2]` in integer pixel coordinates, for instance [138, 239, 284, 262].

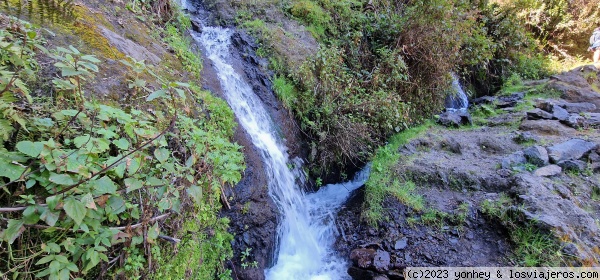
[0, 11, 241, 280]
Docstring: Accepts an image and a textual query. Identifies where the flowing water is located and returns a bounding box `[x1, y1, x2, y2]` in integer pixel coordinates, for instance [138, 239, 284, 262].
[445, 74, 469, 111]
[193, 24, 370, 280]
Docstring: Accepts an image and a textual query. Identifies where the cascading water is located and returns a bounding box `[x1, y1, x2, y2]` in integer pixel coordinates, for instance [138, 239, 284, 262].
[445, 74, 469, 111]
[192, 23, 370, 279]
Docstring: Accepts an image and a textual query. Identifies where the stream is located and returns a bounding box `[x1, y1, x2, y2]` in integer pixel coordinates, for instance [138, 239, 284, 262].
[192, 21, 370, 280]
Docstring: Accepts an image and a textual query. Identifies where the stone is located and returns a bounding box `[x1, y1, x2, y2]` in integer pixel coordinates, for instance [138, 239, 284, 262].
[98, 26, 160, 64]
[373, 250, 391, 272]
[348, 266, 377, 280]
[535, 99, 558, 112]
[547, 139, 598, 163]
[561, 102, 597, 114]
[587, 113, 600, 127]
[350, 248, 376, 268]
[513, 131, 539, 144]
[561, 113, 586, 129]
[440, 137, 461, 154]
[471, 96, 496, 105]
[523, 145, 549, 167]
[526, 108, 553, 120]
[501, 151, 527, 169]
[438, 111, 472, 127]
[551, 105, 570, 121]
[534, 165, 562, 177]
[520, 119, 577, 136]
[557, 160, 587, 172]
[394, 237, 408, 250]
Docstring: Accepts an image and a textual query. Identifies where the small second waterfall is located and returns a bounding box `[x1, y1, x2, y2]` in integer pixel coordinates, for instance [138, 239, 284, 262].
[193, 23, 370, 280]
[445, 74, 469, 111]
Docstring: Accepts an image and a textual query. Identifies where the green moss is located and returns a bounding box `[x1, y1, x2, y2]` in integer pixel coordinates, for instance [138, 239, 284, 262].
[363, 121, 433, 225]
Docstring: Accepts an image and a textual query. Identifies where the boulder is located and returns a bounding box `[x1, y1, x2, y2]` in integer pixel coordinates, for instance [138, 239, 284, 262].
[350, 248, 377, 268]
[561, 102, 597, 114]
[526, 108, 553, 120]
[471, 96, 495, 105]
[547, 139, 598, 163]
[513, 131, 539, 144]
[438, 111, 472, 127]
[519, 119, 577, 136]
[98, 26, 161, 64]
[348, 266, 377, 280]
[587, 113, 600, 127]
[523, 145, 549, 167]
[561, 113, 586, 129]
[534, 165, 562, 177]
[551, 105, 569, 121]
[557, 160, 587, 172]
[373, 250, 391, 272]
[501, 151, 527, 169]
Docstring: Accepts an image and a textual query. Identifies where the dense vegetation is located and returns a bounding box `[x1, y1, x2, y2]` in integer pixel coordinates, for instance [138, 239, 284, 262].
[227, 0, 547, 178]
[0, 4, 242, 279]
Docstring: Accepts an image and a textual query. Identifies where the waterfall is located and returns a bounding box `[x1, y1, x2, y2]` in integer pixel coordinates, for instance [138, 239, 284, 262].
[445, 74, 469, 111]
[192, 24, 370, 279]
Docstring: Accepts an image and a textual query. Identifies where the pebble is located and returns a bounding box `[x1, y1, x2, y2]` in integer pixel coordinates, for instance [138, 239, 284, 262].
[394, 237, 408, 250]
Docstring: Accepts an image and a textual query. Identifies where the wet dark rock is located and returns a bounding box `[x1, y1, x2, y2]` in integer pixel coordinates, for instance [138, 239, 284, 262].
[557, 160, 587, 172]
[547, 139, 598, 163]
[348, 266, 377, 280]
[350, 248, 377, 268]
[533, 165, 562, 177]
[471, 96, 496, 105]
[523, 145, 549, 167]
[526, 108, 553, 120]
[438, 111, 472, 127]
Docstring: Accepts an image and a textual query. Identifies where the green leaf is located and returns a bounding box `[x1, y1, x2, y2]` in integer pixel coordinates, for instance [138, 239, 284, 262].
[40, 209, 60, 227]
[124, 178, 143, 193]
[22, 206, 40, 225]
[127, 156, 141, 175]
[91, 176, 117, 195]
[2, 219, 24, 244]
[49, 173, 75, 185]
[147, 89, 167, 101]
[107, 196, 125, 215]
[0, 157, 26, 181]
[49, 260, 61, 274]
[186, 185, 203, 205]
[55, 255, 69, 263]
[63, 197, 86, 225]
[81, 55, 100, 63]
[113, 138, 130, 150]
[66, 262, 78, 272]
[36, 255, 55, 265]
[81, 193, 96, 210]
[147, 223, 159, 244]
[59, 268, 70, 280]
[16, 141, 43, 157]
[154, 148, 169, 163]
[61, 68, 83, 77]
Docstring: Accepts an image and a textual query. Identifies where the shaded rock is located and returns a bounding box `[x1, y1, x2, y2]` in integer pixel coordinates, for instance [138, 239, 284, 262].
[587, 113, 600, 127]
[513, 131, 539, 144]
[533, 165, 562, 177]
[394, 237, 408, 250]
[440, 137, 462, 154]
[561, 113, 586, 129]
[523, 145, 549, 167]
[526, 108, 553, 120]
[561, 102, 597, 114]
[373, 275, 390, 280]
[373, 250, 391, 272]
[501, 151, 527, 169]
[557, 160, 587, 172]
[438, 111, 472, 127]
[98, 26, 160, 64]
[535, 99, 559, 112]
[471, 96, 495, 105]
[520, 119, 577, 136]
[348, 266, 377, 280]
[190, 18, 202, 32]
[547, 139, 598, 163]
[350, 248, 376, 268]
[551, 105, 569, 121]
[547, 66, 600, 112]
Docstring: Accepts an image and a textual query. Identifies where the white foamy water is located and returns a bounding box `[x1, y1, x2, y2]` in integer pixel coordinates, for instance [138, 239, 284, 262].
[192, 25, 370, 280]
[446, 74, 469, 111]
